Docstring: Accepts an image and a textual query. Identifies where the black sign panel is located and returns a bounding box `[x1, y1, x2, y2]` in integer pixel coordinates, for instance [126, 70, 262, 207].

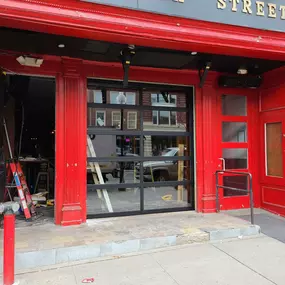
[82, 0, 285, 33]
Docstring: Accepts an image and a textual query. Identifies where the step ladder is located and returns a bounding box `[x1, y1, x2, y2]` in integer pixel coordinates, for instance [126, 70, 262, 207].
[4, 118, 36, 219]
[87, 135, 113, 213]
[7, 162, 36, 219]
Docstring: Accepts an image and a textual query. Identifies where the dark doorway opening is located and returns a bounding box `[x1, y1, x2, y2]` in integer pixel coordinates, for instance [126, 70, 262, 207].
[1, 75, 55, 225]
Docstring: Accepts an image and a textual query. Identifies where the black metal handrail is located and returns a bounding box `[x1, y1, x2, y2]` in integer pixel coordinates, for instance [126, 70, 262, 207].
[215, 170, 254, 225]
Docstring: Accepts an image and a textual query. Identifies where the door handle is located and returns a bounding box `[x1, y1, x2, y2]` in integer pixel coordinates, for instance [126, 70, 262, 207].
[219, 158, 225, 171]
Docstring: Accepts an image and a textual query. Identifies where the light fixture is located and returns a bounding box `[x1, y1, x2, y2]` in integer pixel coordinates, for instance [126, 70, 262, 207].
[58, 44, 65, 48]
[237, 67, 248, 75]
[191, 51, 198, 56]
[16, 56, 44, 67]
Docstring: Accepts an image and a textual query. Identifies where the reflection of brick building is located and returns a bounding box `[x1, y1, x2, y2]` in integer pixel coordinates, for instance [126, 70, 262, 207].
[142, 91, 187, 156]
[87, 90, 140, 130]
[87, 90, 187, 156]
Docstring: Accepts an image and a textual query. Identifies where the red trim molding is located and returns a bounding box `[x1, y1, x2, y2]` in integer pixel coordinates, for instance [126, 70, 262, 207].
[1, 0, 285, 60]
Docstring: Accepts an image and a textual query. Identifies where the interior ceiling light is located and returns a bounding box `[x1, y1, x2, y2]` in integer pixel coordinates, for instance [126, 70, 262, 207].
[58, 44, 65, 48]
[16, 56, 44, 68]
[191, 51, 198, 55]
[237, 67, 248, 75]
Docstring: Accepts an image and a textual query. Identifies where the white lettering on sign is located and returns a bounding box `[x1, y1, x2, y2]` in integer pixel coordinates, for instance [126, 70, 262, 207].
[217, 0, 285, 19]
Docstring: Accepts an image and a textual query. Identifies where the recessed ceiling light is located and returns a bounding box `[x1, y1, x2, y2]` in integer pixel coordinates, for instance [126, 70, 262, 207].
[191, 51, 198, 56]
[237, 68, 248, 75]
[58, 44, 65, 48]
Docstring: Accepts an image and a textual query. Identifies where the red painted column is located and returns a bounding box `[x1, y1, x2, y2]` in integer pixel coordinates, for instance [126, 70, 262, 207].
[55, 58, 87, 226]
[200, 78, 218, 213]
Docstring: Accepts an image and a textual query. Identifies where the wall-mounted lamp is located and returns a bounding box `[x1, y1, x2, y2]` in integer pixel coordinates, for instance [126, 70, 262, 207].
[16, 56, 44, 68]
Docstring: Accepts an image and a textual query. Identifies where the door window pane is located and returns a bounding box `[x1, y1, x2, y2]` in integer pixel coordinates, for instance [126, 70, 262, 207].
[223, 148, 248, 169]
[266, 122, 283, 177]
[223, 176, 248, 197]
[222, 95, 247, 116]
[222, 122, 247, 142]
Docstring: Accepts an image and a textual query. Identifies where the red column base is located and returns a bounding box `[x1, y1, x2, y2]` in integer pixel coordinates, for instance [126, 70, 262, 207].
[61, 203, 84, 226]
[202, 194, 216, 213]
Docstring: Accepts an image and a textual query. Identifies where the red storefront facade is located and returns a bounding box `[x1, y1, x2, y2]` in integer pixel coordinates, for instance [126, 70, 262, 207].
[1, 0, 285, 225]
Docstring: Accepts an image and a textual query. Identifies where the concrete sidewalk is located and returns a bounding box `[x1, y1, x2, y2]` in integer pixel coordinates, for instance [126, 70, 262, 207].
[10, 235, 285, 285]
[0, 211, 260, 274]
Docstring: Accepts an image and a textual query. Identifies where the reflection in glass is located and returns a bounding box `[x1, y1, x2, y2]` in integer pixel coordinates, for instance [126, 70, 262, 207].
[87, 135, 141, 158]
[87, 161, 141, 185]
[222, 122, 247, 142]
[87, 187, 140, 214]
[223, 148, 248, 169]
[88, 108, 139, 130]
[223, 176, 248, 197]
[266, 122, 283, 177]
[144, 185, 190, 210]
[222, 95, 247, 116]
[110, 91, 136, 105]
[144, 111, 187, 131]
[140, 159, 191, 183]
[143, 136, 189, 157]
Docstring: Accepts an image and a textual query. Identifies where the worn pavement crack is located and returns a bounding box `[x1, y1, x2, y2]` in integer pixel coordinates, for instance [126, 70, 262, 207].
[211, 243, 278, 285]
[149, 253, 180, 285]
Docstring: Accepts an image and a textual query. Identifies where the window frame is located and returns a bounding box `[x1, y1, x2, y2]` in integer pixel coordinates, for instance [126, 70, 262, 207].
[95, 110, 106, 127]
[127, 111, 137, 129]
[112, 111, 121, 128]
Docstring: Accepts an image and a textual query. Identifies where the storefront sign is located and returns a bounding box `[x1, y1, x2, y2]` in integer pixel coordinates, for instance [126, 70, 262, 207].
[82, 0, 285, 33]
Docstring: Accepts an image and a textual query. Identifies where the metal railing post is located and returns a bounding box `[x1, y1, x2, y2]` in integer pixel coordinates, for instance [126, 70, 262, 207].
[215, 170, 254, 225]
[215, 172, 219, 212]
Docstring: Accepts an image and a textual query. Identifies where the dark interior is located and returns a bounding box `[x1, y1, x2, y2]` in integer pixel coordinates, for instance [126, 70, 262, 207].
[3, 75, 55, 200]
[0, 27, 284, 75]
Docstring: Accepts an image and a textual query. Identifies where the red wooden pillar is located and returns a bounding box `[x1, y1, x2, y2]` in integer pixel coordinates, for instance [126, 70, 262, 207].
[55, 58, 87, 226]
[200, 79, 218, 213]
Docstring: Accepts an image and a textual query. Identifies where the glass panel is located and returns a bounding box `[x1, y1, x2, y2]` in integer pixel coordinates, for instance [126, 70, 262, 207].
[223, 176, 248, 197]
[223, 148, 248, 169]
[110, 91, 136, 105]
[87, 89, 138, 105]
[144, 91, 186, 107]
[266, 122, 283, 177]
[222, 95, 247, 116]
[222, 122, 247, 142]
[87, 90, 103, 103]
[87, 161, 141, 187]
[141, 159, 191, 183]
[88, 109, 140, 129]
[144, 185, 191, 210]
[142, 135, 189, 157]
[87, 135, 141, 158]
[87, 187, 140, 214]
[143, 111, 187, 130]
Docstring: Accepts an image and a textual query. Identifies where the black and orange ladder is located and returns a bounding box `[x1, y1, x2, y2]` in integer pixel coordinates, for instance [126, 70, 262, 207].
[4, 118, 36, 219]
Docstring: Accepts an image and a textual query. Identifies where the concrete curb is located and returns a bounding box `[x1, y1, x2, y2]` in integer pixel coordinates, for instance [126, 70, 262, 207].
[201, 225, 261, 241]
[0, 224, 261, 274]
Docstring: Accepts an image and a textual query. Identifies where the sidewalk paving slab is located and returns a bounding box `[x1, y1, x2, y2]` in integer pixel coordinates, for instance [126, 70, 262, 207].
[8, 236, 281, 285]
[0, 211, 260, 274]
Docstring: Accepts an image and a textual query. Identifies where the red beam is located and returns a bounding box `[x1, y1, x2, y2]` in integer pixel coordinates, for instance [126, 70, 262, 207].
[0, 0, 285, 60]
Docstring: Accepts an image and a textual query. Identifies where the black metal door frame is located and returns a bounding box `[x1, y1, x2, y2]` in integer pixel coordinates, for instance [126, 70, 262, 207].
[87, 79, 195, 218]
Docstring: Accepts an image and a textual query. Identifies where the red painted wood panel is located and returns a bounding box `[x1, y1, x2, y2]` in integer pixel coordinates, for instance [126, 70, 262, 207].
[260, 85, 285, 112]
[262, 186, 285, 217]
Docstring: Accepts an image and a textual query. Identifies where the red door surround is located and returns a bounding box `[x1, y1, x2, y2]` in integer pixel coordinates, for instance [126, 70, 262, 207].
[0, 0, 283, 224]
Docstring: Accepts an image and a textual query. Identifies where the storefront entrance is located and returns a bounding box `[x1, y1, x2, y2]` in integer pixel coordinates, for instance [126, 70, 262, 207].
[86, 80, 195, 217]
